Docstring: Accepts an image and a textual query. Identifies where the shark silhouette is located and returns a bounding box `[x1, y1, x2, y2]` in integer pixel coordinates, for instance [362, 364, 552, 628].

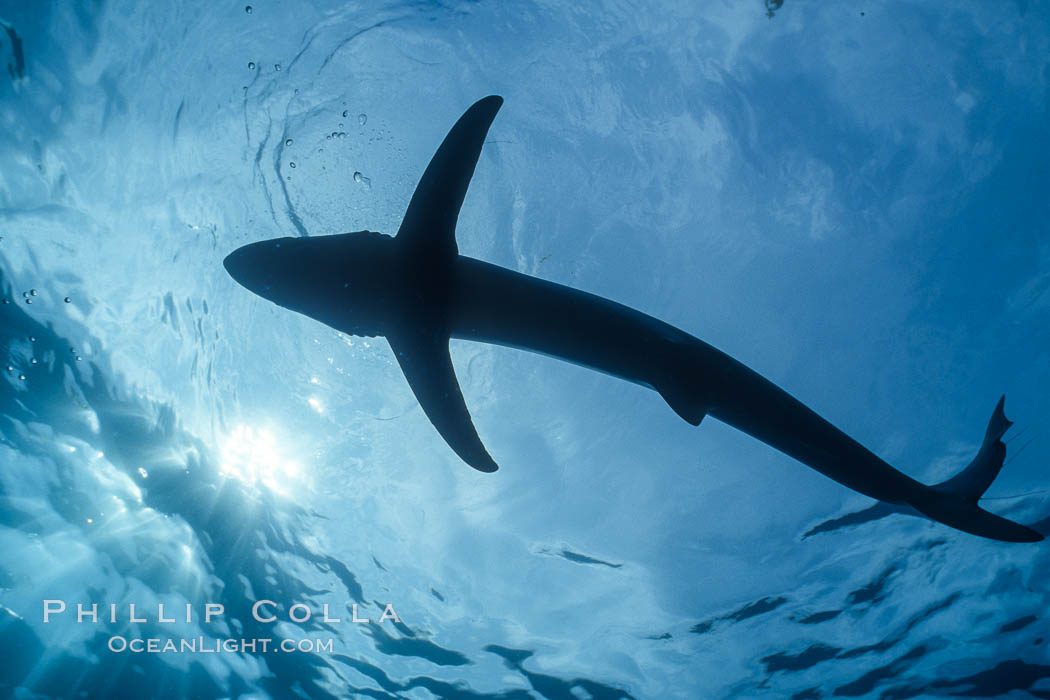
[225, 96, 1042, 543]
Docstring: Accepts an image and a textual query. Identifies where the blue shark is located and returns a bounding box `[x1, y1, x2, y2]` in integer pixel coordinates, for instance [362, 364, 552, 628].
[224, 96, 1042, 543]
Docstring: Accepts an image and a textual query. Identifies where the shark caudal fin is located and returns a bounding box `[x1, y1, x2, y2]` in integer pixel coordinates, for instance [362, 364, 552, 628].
[388, 96, 503, 472]
[909, 396, 1043, 543]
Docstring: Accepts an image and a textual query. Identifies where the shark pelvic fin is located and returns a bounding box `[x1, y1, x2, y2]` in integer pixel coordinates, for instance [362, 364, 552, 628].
[396, 95, 503, 259]
[653, 340, 708, 426]
[656, 381, 707, 426]
[388, 329, 498, 473]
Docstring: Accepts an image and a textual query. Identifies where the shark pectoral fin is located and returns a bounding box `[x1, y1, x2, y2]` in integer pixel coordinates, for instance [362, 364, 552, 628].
[395, 95, 504, 258]
[388, 331, 499, 473]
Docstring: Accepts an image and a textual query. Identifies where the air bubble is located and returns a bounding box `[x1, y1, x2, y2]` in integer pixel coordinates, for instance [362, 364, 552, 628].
[289, 162, 296, 168]
[18, 374, 25, 381]
[353, 171, 362, 183]
[30, 358, 37, 365]
[25, 299, 32, 304]
[5, 366, 12, 372]
[248, 61, 256, 70]
[274, 63, 281, 71]
[30, 289, 37, 296]
[76, 356, 82, 361]
[342, 110, 348, 118]
[1, 298, 7, 304]
[358, 113, 367, 126]
[29, 336, 35, 342]
[245, 4, 252, 13]
[64, 296, 71, 303]
[285, 138, 293, 146]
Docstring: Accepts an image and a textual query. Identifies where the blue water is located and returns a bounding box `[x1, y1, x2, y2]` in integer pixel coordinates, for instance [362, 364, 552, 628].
[1, 1, 1049, 698]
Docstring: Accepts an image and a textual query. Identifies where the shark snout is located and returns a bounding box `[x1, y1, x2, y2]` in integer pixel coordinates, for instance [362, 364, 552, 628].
[224, 238, 298, 301]
[222, 247, 248, 285]
[223, 243, 272, 295]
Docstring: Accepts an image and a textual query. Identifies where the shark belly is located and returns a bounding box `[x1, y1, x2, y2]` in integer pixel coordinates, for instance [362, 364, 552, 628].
[448, 256, 680, 389]
[447, 255, 923, 503]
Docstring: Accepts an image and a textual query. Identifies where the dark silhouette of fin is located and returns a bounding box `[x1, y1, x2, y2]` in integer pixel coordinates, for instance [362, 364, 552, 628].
[910, 396, 1043, 543]
[656, 381, 707, 426]
[653, 340, 708, 425]
[389, 330, 498, 473]
[935, 395, 1011, 497]
[396, 95, 504, 259]
[386, 96, 504, 472]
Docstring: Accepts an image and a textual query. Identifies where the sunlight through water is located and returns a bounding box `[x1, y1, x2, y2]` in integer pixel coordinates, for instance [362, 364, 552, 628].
[219, 424, 302, 495]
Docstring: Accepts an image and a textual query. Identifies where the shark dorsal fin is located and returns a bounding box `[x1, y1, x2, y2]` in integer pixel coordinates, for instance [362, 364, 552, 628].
[395, 95, 503, 258]
[388, 328, 498, 472]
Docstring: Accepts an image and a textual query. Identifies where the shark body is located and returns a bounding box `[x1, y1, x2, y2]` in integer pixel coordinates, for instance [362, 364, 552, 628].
[224, 96, 1042, 543]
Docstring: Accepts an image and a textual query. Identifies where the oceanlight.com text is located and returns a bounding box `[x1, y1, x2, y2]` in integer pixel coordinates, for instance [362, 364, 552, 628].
[107, 636, 335, 654]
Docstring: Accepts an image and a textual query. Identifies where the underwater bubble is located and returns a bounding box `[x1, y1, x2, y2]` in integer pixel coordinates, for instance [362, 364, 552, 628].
[342, 110, 348, 118]
[75, 356, 82, 362]
[5, 366, 12, 372]
[18, 374, 25, 381]
[22, 291, 28, 298]
[331, 131, 338, 138]
[245, 4, 252, 13]
[28, 336, 35, 342]
[1, 298, 7, 304]
[248, 61, 256, 70]
[30, 289, 37, 296]
[70, 347, 76, 353]
[29, 358, 36, 365]
[274, 63, 281, 71]
[64, 296, 71, 303]
[353, 171, 362, 183]
[358, 113, 367, 126]
[25, 299, 31, 304]
[326, 134, 331, 140]
[289, 162, 296, 168]
[285, 138, 293, 146]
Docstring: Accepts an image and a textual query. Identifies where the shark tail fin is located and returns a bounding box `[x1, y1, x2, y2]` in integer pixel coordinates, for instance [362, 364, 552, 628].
[909, 396, 1043, 543]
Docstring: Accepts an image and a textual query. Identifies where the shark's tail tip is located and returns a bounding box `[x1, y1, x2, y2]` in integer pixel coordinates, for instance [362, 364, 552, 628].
[912, 396, 1043, 543]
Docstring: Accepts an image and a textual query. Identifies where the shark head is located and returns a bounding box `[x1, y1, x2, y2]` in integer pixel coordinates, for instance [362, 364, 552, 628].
[224, 230, 397, 336]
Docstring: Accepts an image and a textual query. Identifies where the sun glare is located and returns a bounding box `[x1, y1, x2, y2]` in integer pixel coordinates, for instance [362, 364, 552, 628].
[219, 425, 301, 494]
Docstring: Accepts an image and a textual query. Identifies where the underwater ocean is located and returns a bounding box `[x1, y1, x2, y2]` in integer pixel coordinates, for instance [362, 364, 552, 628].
[1, 1, 1049, 698]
